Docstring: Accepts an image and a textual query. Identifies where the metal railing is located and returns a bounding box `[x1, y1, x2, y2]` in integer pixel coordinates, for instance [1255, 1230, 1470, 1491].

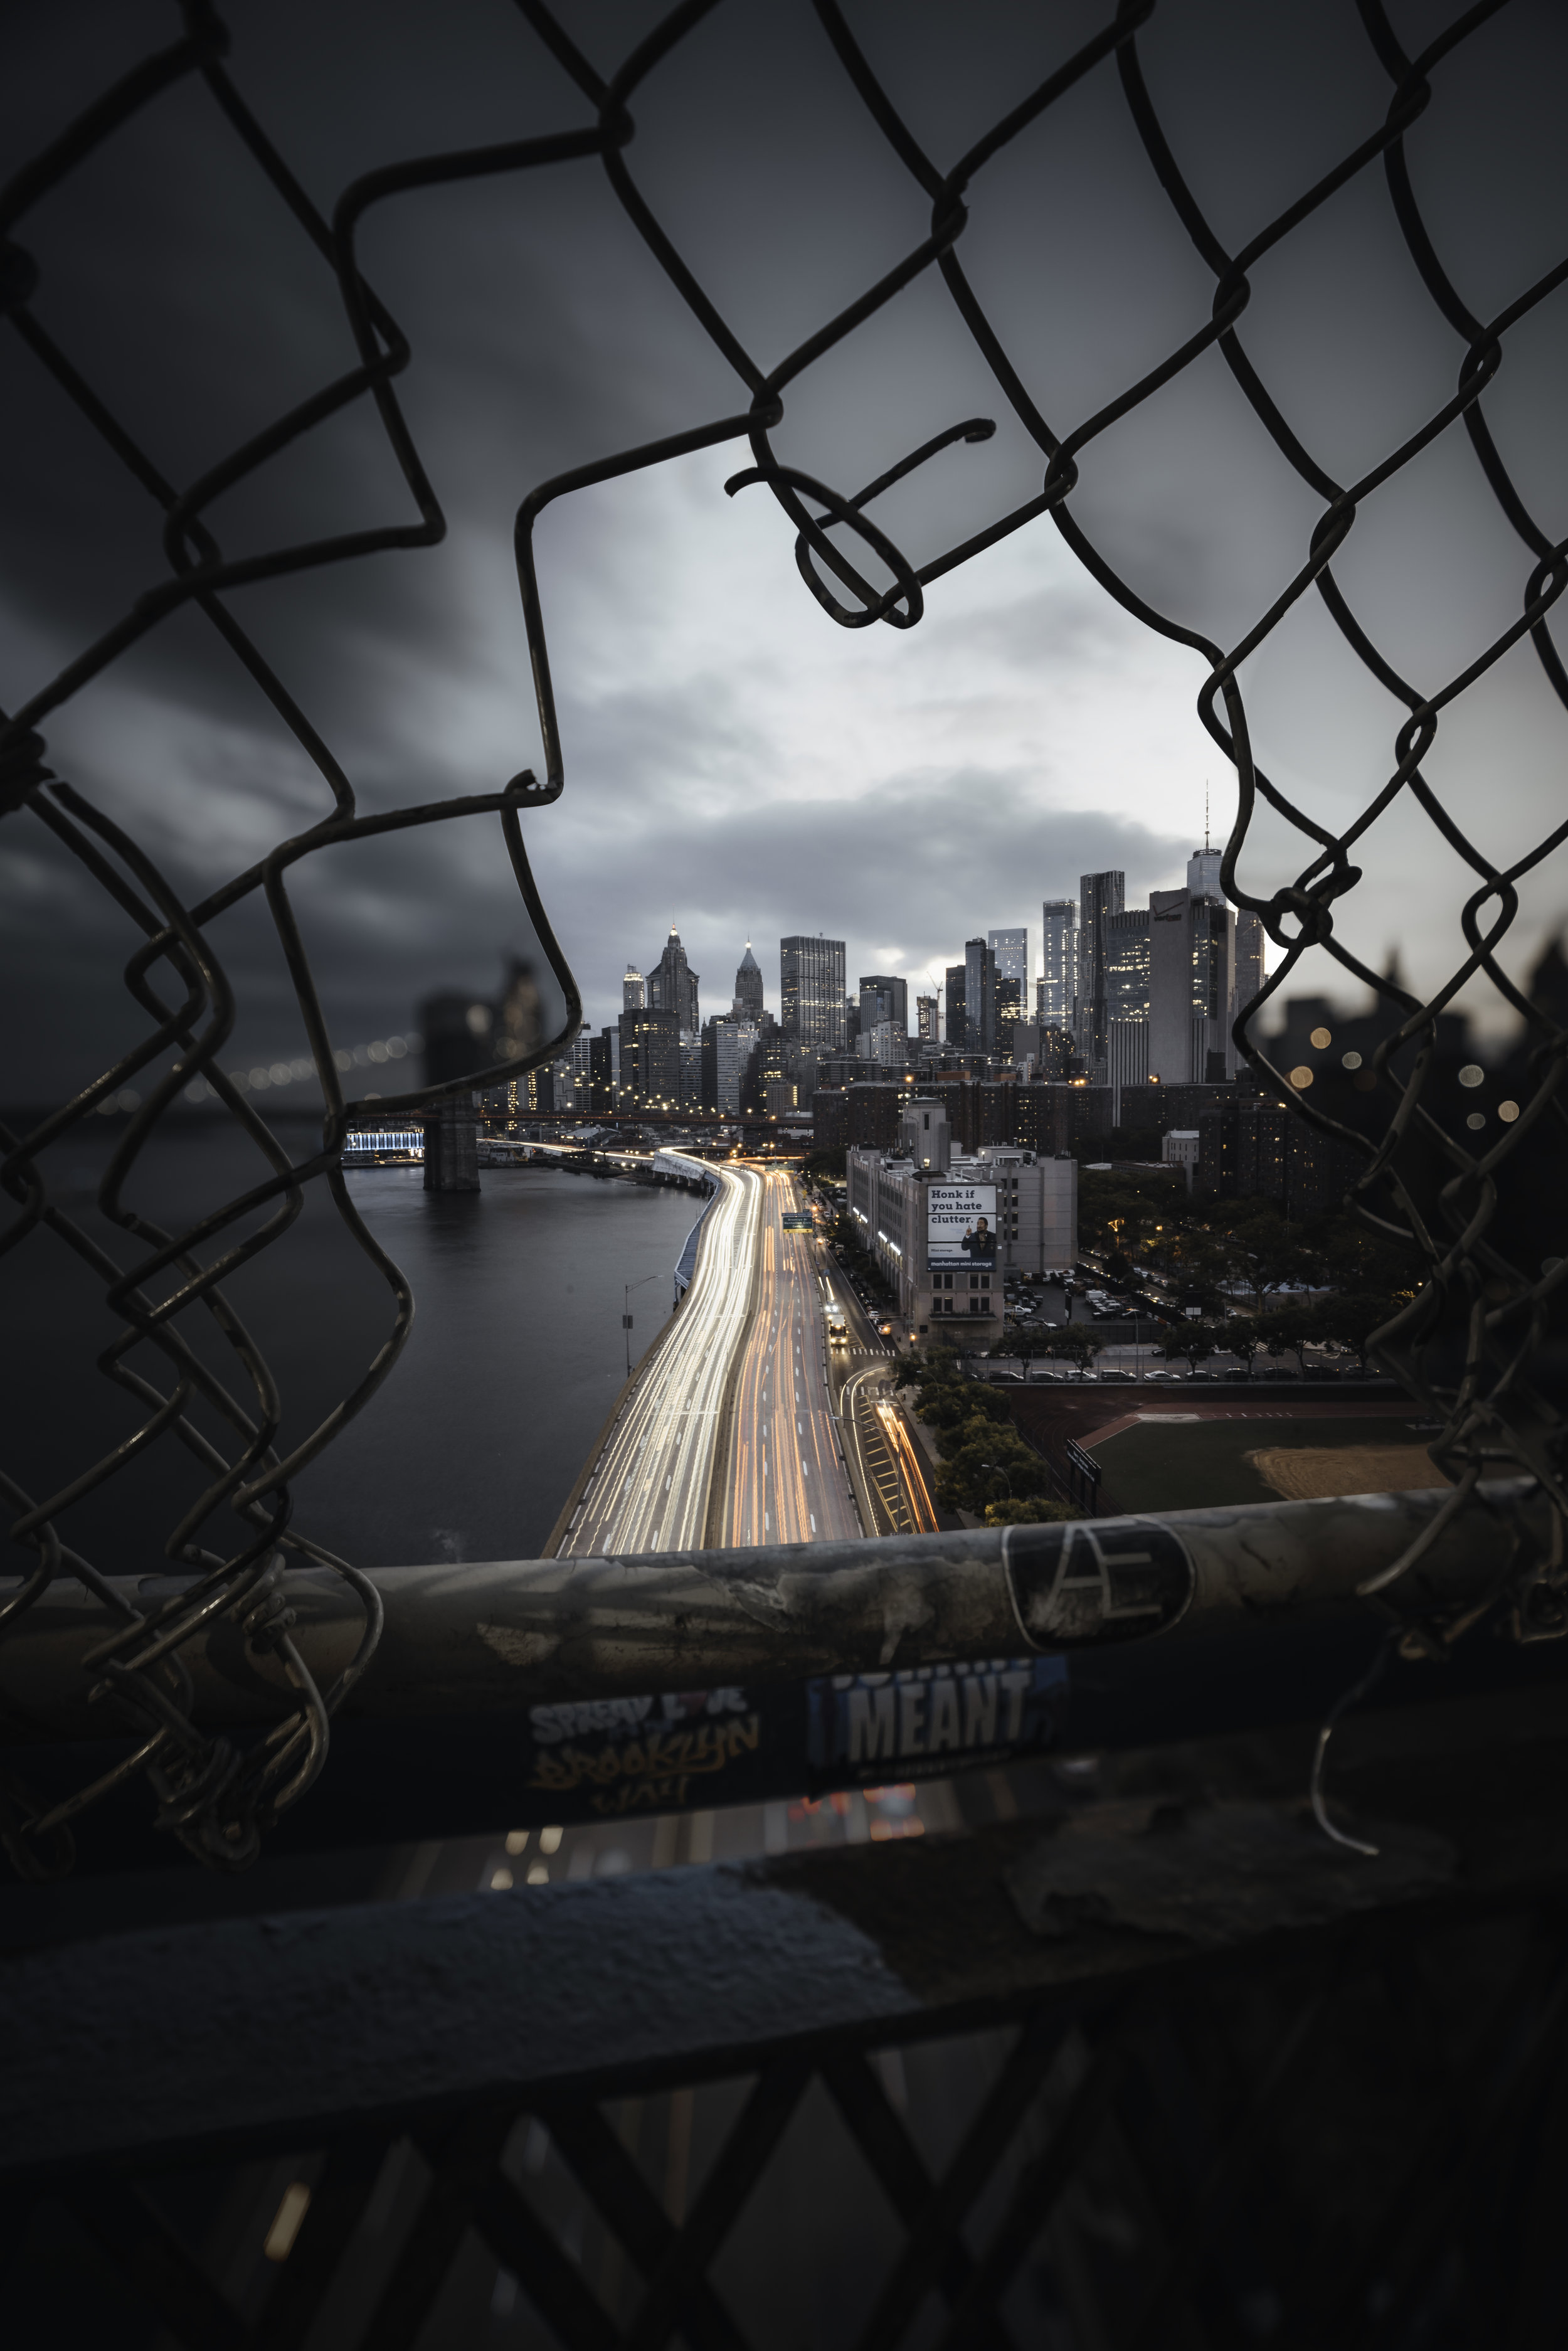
[6, 1701, 1565, 2350]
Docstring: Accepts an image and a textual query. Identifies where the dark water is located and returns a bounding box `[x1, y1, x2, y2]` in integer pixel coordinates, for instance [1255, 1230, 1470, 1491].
[3, 1125, 698, 1576]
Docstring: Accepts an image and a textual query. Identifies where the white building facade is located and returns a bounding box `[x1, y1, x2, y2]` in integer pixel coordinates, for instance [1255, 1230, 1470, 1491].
[847, 1100, 1078, 1344]
[857, 1018, 911, 1068]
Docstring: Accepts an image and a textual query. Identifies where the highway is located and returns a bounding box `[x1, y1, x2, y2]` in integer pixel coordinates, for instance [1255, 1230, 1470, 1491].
[559, 1158, 763, 1556]
[721, 1169, 861, 1547]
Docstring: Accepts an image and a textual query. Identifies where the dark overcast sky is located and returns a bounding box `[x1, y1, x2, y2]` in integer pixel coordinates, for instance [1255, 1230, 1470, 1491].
[3, 0, 1565, 1097]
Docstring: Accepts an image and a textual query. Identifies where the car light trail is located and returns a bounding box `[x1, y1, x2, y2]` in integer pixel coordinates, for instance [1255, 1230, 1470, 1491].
[722, 1168, 859, 1547]
[561, 1159, 762, 1556]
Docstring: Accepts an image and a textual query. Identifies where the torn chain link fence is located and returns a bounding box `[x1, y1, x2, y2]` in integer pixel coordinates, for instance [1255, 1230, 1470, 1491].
[3, 1, 1567, 1876]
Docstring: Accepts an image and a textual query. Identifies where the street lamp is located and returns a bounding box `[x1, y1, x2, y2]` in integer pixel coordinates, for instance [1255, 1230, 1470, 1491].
[623, 1271, 659, 1374]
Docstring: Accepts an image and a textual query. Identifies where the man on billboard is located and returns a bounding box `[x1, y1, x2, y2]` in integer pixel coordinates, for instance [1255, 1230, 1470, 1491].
[928, 1182, 997, 1270]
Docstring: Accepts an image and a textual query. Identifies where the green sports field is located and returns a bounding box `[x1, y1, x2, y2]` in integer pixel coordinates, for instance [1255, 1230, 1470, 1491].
[1091, 1414, 1448, 1515]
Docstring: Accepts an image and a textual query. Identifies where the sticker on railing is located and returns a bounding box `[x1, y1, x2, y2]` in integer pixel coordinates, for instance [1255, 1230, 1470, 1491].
[806, 1658, 1068, 1777]
[1004, 1520, 1193, 1648]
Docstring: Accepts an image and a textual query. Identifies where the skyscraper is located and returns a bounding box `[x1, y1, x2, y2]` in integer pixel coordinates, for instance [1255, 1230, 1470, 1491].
[780, 936, 846, 1051]
[1104, 908, 1152, 1107]
[553, 1024, 595, 1115]
[988, 928, 1027, 1056]
[648, 928, 699, 1036]
[1079, 870, 1126, 1069]
[916, 995, 938, 1042]
[618, 1004, 681, 1108]
[1039, 900, 1078, 1028]
[588, 1027, 618, 1116]
[623, 965, 645, 1012]
[987, 929, 1027, 994]
[1104, 910, 1151, 1022]
[964, 937, 999, 1057]
[857, 974, 908, 1035]
[714, 1019, 760, 1115]
[732, 942, 764, 1018]
[1233, 910, 1266, 1038]
[944, 963, 966, 1047]
[1150, 888, 1236, 1084]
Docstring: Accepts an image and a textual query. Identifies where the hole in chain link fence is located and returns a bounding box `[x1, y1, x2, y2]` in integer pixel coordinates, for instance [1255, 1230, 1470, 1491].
[3, 3, 1567, 1887]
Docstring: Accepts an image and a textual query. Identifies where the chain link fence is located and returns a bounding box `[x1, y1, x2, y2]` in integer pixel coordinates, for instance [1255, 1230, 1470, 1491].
[3, 0, 1565, 1877]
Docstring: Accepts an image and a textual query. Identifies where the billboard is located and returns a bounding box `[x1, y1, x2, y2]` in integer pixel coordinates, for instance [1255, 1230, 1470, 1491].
[926, 1181, 997, 1270]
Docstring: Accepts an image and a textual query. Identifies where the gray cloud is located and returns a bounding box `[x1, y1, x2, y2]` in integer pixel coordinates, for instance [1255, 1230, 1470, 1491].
[553, 772, 1189, 1027]
[4, 0, 1568, 1105]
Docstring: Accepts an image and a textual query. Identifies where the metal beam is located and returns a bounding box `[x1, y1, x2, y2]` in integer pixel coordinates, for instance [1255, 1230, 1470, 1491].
[0, 1482, 1543, 1741]
[3, 1698, 1564, 2184]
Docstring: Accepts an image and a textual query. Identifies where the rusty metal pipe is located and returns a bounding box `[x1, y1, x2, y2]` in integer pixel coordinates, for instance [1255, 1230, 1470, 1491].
[0, 1482, 1542, 1742]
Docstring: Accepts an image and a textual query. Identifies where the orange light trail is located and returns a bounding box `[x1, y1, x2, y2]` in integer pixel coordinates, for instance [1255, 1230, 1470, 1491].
[721, 1167, 859, 1547]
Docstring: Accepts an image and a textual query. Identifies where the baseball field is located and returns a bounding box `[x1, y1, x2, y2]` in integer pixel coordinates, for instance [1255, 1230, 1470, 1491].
[1089, 1413, 1451, 1515]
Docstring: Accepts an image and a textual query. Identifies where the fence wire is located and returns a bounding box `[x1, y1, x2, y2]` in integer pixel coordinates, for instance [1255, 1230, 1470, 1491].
[1, 0, 1565, 1877]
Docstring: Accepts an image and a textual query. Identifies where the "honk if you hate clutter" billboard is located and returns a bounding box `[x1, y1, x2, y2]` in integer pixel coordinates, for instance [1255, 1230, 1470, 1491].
[926, 1181, 996, 1270]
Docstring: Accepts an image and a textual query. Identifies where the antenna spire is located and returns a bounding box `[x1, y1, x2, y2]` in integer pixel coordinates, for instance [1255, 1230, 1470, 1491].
[1204, 781, 1210, 854]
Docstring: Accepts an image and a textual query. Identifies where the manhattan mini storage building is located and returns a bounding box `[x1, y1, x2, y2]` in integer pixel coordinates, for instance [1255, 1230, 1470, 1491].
[846, 1097, 1078, 1342]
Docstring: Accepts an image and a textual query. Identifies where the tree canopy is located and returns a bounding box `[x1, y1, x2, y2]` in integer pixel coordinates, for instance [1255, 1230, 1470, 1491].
[911, 1354, 1078, 1521]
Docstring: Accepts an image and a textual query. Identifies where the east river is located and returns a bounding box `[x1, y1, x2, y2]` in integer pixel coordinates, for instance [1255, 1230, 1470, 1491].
[5, 1124, 699, 1577]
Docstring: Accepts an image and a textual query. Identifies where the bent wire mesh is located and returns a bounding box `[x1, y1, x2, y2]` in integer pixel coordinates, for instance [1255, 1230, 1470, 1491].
[1, 0, 1565, 1877]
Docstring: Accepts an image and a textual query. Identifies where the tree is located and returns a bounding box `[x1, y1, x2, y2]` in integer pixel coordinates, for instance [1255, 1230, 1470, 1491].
[1079, 1167, 1189, 1285]
[1256, 1302, 1312, 1374]
[933, 1423, 1055, 1515]
[994, 1320, 1051, 1364]
[1017, 1320, 1056, 1365]
[931, 1396, 1014, 1462]
[1049, 1325, 1101, 1379]
[1212, 1203, 1316, 1312]
[1323, 1219, 1425, 1301]
[1221, 1315, 1263, 1377]
[1080, 1167, 1186, 1241]
[1315, 1290, 1399, 1372]
[983, 1497, 1080, 1526]
[1162, 1225, 1231, 1318]
[1162, 1322, 1215, 1375]
[914, 1372, 1011, 1445]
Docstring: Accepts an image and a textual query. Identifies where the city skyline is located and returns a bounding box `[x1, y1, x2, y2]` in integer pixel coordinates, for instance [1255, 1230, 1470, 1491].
[600, 863, 1268, 1058]
[593, 866, 1223, 1046]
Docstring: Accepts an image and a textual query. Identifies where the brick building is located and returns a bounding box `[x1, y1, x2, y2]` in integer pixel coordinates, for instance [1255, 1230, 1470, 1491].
[1197, 1094, 1363, 1216]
